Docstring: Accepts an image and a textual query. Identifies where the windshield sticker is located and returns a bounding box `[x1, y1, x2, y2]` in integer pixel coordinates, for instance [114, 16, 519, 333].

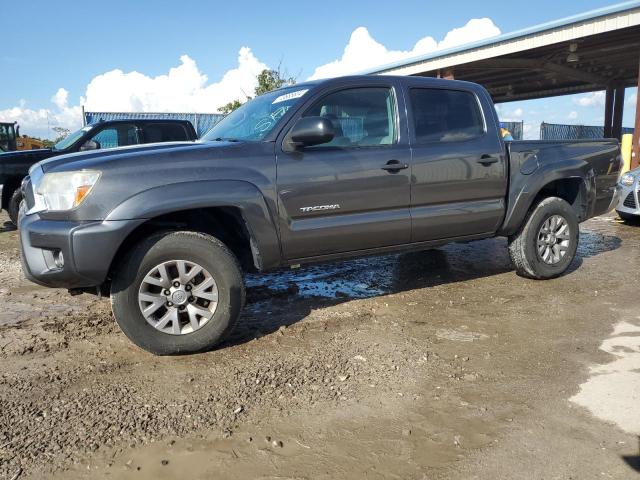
[272, 89, 308, 104]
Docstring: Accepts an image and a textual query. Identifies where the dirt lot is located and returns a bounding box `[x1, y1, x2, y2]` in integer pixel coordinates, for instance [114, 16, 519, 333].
[1, 210, 639, 479]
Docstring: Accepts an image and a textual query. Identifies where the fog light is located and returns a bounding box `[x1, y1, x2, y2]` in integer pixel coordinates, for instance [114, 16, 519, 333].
[53, 250, 64, 269]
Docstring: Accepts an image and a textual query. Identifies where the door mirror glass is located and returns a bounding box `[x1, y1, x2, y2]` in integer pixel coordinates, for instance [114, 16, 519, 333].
[289, 116, 335, 148]
[80, 140, 100, 151]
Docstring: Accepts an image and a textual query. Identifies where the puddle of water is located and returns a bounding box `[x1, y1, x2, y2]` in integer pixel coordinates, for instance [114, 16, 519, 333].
[570, 320, 640, 435]
[245, 255, 397, 299]
[244, 229, 620, 302]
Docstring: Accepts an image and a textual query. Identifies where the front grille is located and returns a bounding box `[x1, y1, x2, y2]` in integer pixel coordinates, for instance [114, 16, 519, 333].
[623, 192, 636, 209]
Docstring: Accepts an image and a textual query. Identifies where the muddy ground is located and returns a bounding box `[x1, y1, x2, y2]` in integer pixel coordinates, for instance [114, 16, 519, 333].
[0, 211, 639, 479]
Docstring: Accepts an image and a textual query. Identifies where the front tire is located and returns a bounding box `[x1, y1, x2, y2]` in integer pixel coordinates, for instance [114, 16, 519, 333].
[7, 188, 22, 226]
[110, 231, 245, 355]
[508, 197, 579, 280]
[617, 210, 638, 223]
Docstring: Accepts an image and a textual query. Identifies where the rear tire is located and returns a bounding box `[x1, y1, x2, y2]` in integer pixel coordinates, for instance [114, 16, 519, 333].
[110, 231, 245, 355]
[7, 188, 22, 227]
[617, 210, 638, 223]
[508, 197, 579, 280]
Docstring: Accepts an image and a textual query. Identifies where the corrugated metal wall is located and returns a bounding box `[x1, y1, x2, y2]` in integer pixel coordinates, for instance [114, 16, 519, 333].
[540, 122, 634, 140]
[84, 112, 225, 138]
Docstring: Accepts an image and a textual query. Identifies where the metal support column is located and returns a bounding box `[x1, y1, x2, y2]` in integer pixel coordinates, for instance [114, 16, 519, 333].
[604, 86, 614, 138]
[633, 58, 640, 169]
[612, 85, 625, 141]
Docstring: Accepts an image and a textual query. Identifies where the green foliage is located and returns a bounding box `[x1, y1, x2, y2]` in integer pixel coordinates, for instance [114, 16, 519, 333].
[51, 126, 70, 144]
[220, 68, 296, 114]
[219, 100, 243, 115]
[254, 68, 296, 96]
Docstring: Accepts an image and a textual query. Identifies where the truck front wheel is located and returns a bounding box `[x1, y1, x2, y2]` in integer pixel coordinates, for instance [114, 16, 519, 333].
[110, 231, 245, 355]
[508, 197, 579, 280]
[7, 188, 23, 226]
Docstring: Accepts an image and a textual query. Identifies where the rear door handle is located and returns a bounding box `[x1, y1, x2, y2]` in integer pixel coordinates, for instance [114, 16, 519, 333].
[382, 160, 409, 172]
[477, 155, 499, 166]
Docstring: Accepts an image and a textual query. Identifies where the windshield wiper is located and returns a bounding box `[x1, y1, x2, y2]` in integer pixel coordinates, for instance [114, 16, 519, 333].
[212, 137, 240, 142]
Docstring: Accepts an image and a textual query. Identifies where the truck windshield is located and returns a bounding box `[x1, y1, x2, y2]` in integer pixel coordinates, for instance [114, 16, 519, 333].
[52, 126, 92, 151]
[202, 87, 310, 142]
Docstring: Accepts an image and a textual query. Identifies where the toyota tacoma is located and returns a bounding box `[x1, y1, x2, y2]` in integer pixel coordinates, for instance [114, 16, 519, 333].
[19, 76, 622, 355]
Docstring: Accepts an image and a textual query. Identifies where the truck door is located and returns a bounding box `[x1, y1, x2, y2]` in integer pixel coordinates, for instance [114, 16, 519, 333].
[276, 85, 412, 260]
[407, 86, 507, 241]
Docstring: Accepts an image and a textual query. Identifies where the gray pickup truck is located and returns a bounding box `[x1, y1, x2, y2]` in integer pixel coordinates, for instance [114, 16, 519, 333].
[19, 75, 622, 355]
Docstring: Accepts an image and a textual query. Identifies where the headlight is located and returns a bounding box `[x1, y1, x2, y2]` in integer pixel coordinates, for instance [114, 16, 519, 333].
[36, 170, 101, 211]
[620, 173, 636, 187]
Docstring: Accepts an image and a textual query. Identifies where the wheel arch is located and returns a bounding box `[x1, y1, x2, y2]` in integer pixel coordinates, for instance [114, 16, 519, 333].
[103, 180, 282, 290]
[500, 170, 592, 236]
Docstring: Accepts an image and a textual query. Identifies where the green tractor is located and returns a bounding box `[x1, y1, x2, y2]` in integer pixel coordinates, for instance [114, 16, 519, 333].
[0, 122, 18, 152]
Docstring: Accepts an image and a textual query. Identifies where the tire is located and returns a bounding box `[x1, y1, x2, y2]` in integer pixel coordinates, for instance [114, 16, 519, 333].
[617, 210, 639, 223]
[7, 188, 22, 227]
[508, 197, 579, 280]
[110, 231, 245, 355]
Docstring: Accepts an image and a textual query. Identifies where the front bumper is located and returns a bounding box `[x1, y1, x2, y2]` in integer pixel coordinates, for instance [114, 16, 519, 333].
[615, 181, 640, 217]
[19, 212, 144, 289]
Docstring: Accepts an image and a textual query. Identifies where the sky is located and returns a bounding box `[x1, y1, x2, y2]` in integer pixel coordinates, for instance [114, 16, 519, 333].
[0, 0, 637, 139]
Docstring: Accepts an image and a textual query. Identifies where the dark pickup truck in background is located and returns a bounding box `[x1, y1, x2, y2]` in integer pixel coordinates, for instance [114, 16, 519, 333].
[19, 75, 621, 355]
[0, 119, 197, 225]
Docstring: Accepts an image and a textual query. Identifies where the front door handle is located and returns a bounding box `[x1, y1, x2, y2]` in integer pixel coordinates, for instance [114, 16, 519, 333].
[381, 160, 409, 172]
[477, 155, 499, 166]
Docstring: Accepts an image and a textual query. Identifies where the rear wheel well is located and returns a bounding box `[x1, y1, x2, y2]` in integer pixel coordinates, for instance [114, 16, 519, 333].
[533, 178, 586, 221]
[107, 207, 256, 291]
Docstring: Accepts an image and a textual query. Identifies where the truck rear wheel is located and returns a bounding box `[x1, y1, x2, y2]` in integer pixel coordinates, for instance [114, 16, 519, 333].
[508, 197, 579, 280]
[7, 188, 22, 227]
[110, 231, 245, 355]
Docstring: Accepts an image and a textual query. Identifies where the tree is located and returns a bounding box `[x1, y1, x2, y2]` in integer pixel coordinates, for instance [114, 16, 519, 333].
[51, 126, 70, 144]
[220, 67, 296, 114]
[219, 100, 243, 115]
[254, 68, 295, 96]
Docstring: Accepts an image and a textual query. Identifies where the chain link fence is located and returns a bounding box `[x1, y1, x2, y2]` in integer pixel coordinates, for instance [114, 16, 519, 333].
[540, 122, 634, 140]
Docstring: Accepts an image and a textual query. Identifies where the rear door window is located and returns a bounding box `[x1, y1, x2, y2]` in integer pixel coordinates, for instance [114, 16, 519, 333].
[142, 123, 191, 143]
[89, 124, 139, 149]
[409, 88, 485, 143]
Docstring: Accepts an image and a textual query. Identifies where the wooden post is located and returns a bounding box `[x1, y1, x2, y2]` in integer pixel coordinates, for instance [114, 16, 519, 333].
[612, 85, 625, 141]
[633, 58, 640, 169]
[604, 86, 614, 138]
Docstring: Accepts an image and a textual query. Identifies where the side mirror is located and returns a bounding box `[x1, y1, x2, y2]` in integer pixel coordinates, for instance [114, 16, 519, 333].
[288, 116, 335, 149]
[80, 140, 100, 151]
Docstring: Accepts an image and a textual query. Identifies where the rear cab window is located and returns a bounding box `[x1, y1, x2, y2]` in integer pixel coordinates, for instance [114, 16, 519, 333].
[142, 123, 192, 143]
[409, 88, 485, 144]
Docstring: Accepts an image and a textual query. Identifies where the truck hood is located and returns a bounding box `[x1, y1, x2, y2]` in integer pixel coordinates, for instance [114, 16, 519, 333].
[0, 148, 52, 164]
[38, 141, 206, 173]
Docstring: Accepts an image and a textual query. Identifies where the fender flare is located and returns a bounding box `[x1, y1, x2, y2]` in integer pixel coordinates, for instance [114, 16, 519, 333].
[499, 160, 594, 236]
[105, 180, 282, 270]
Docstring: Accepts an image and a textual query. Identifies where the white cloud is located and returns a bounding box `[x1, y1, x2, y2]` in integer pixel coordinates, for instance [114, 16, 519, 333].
[574, 91, 605, 108]
[0, 48, 266, 138]
[496, 105, 524, 122]
[0, 18, 505, 139]
[308, 18, 501, 80]
[83, 49, 266, 113]
[568, 111, 578, 120]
